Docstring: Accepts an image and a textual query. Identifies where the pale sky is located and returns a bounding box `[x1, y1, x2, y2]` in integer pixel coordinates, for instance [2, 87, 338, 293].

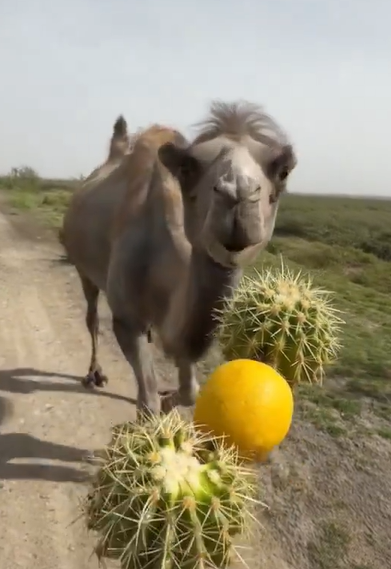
[0, 0, 390, 195]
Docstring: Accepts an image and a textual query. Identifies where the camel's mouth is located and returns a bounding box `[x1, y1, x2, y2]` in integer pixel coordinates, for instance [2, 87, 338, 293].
[203, 232, 266, 269]
[206, 239, 253, 269]
[233, 241, 267, 266]
[206, 240, 237, 268]
[224, 243, 245, 253]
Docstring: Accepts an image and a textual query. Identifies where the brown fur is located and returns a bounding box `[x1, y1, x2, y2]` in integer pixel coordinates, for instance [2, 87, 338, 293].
[112, 124, 188, 237]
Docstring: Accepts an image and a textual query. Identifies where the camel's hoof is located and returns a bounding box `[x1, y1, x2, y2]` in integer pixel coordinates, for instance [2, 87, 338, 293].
[82, 369, 108, 389]
[159, 390, 178, 415]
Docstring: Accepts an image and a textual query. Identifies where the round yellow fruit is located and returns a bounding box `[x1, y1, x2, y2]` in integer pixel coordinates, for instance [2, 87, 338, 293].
[193, 359, 294, 461]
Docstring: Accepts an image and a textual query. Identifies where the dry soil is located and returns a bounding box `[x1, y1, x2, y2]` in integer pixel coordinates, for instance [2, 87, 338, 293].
[0, 207, 167, 568]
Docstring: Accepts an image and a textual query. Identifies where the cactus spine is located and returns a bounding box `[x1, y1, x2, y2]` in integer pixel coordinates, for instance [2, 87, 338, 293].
[217, 264, 344, 386]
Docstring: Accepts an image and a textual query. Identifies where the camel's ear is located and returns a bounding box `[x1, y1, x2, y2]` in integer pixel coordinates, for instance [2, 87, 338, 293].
[267, 144, 297, 181]
[158, 142, 201, 187]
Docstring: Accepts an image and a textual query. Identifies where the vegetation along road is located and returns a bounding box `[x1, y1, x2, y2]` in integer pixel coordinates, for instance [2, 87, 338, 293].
[0, 170, 390, 568]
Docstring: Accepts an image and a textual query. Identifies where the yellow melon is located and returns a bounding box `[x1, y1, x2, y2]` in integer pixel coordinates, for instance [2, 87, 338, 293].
[193, 359, 294, 461]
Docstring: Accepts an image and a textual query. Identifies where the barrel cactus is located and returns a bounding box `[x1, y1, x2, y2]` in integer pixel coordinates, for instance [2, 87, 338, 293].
[85, 410, 260, 569]
[216, 264, 344, 387]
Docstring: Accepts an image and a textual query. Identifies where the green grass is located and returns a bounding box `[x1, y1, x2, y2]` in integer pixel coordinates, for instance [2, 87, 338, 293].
[1, 173, 390, 430]
[307, 520, 351, 569]
[0, 171, 75, 228]
[377, 427, 391, 440]
[274, 193, 391, 262]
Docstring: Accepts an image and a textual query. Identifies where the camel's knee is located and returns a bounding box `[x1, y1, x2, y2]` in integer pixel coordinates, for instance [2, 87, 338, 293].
[112, 316, 160, 416]
[85, 304, 99, 335]
[79, 275, 100, 328]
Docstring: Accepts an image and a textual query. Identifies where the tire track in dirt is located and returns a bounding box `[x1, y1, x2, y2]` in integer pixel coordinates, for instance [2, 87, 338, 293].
[0, 210, 171, 568]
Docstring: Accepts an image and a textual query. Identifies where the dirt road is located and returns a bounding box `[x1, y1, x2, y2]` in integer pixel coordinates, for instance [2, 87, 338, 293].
[0, 208, 166, 568]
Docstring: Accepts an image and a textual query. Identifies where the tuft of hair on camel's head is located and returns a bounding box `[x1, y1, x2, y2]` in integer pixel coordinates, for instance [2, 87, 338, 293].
[108, 115, 130, 161]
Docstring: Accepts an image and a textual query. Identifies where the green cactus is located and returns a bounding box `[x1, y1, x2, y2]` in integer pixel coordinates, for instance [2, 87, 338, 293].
[217, 263, 344, 387]
[85, 410, 260, 569]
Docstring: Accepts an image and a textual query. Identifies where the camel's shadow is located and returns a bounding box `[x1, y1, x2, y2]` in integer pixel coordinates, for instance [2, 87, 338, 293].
[0, 366, 136, 404]
[0, 366, 196, 483]
[0, 367, 136, 483]
[0, 432, 91, 482]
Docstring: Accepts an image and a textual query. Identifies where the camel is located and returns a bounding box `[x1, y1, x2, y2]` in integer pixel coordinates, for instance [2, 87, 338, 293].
[61, 100, 297, 416]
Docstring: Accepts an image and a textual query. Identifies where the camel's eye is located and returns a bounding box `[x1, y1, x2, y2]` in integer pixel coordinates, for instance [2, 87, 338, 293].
[279, 169, 289, 182]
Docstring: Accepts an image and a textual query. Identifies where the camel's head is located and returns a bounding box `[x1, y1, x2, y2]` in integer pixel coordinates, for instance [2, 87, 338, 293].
[158, 129, 296, 268]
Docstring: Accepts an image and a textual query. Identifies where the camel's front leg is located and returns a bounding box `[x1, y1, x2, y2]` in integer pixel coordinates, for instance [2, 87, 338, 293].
[160, 359, 200, 414]
[112, 316, 161, 417]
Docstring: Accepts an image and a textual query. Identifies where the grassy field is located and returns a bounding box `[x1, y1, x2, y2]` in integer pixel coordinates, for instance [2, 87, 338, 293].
[0, 169, 77, 228]
[1, 170, 391, 568]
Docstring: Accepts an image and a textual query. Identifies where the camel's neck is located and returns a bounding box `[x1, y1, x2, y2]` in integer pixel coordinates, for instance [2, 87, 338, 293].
[178, 248, 242, 362]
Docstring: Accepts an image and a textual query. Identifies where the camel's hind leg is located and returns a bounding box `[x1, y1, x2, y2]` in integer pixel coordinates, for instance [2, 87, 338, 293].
[78, 272, 108, 388]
